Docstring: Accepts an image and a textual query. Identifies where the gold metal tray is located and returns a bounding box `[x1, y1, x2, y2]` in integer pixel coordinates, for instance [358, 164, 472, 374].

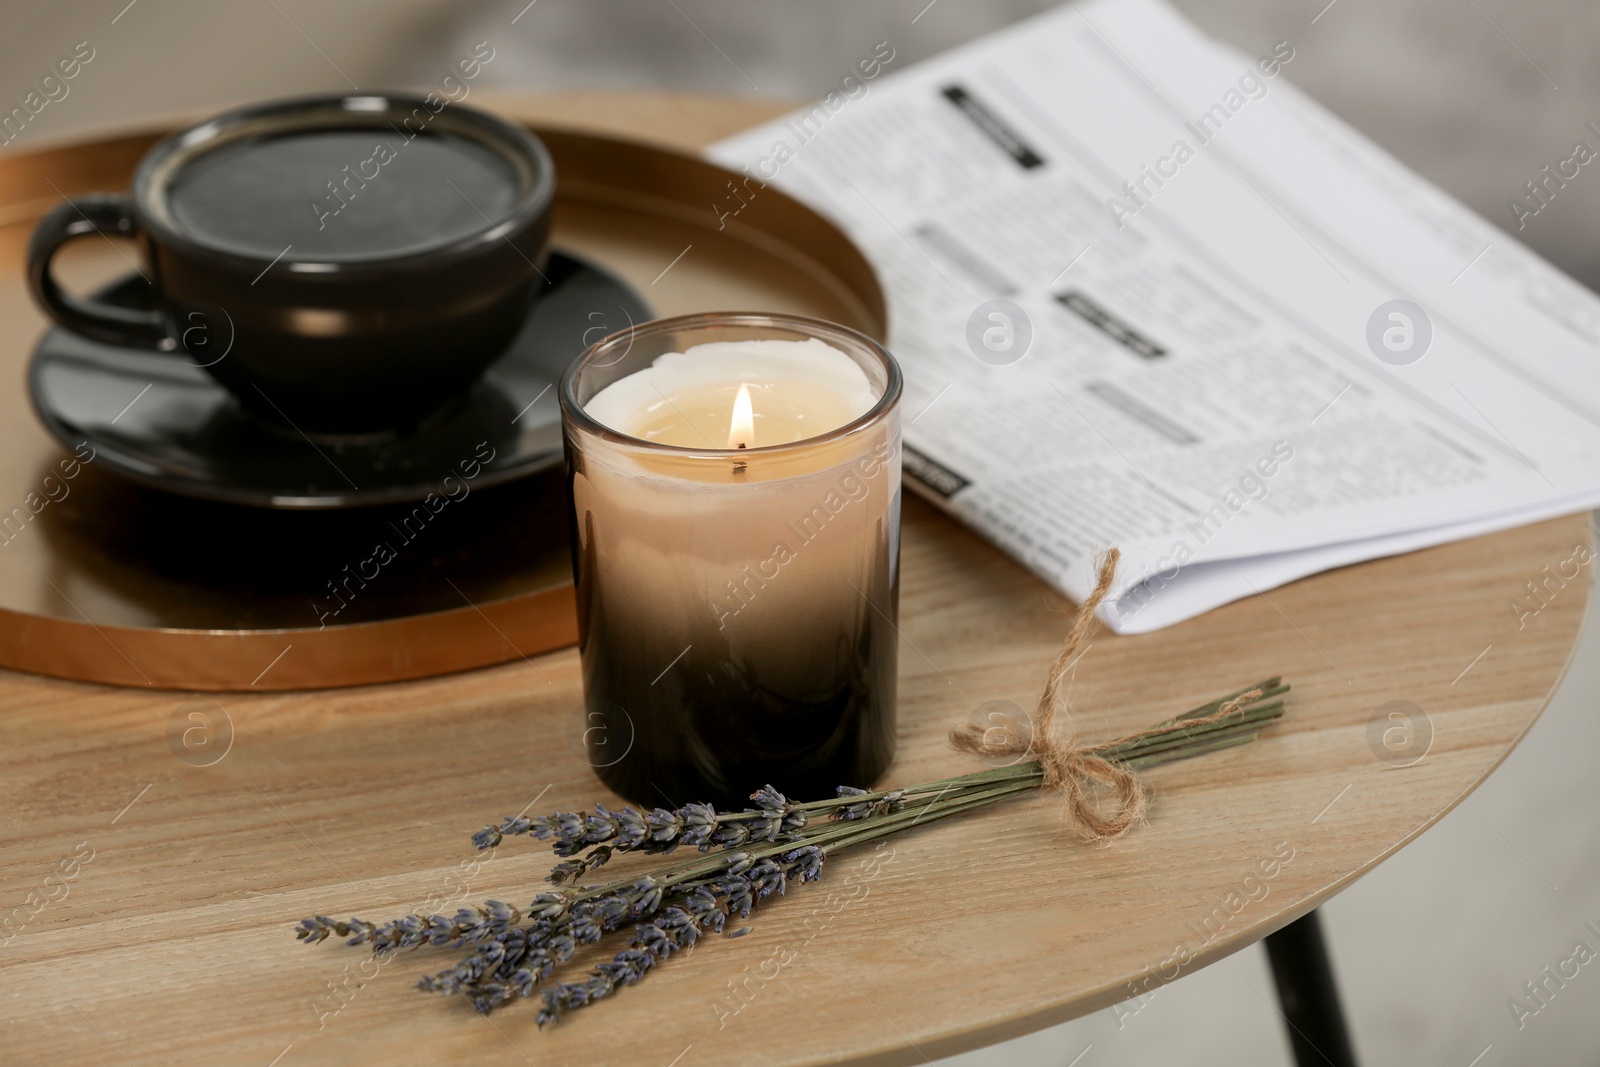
[0, 119, 885, 690]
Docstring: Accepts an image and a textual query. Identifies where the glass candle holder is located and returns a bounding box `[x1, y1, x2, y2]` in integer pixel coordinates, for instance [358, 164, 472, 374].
[559, 312, 903, 806]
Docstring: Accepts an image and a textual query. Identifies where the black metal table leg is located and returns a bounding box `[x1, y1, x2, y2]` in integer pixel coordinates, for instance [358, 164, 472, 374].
[1263, 908, 1359, 1067]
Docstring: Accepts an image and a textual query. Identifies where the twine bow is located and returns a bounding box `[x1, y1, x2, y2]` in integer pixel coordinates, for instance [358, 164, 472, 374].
[950, 548, 1262, 842]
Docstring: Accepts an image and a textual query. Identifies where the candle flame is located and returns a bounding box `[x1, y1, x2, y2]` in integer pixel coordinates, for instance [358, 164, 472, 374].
[728, 383, 754, 449]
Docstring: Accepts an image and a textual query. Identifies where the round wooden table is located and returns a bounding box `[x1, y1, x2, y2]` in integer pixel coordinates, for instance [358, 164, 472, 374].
[3, 94, 1592, 1067]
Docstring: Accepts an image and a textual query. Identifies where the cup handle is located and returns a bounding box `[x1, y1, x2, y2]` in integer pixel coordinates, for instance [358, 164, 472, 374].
[26, 194, 169, 348]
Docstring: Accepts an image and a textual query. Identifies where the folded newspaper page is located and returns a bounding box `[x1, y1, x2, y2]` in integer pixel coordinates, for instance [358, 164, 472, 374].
[708, 0, 1600, 632]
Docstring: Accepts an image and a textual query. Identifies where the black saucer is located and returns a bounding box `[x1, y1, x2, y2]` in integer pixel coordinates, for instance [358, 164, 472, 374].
[28, 251, 649, 508]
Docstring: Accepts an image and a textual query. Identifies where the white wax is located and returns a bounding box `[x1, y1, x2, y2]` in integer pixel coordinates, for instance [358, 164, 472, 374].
[583, 338, 877, 447]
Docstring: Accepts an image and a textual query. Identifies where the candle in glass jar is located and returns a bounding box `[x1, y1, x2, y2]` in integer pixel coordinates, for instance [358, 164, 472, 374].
[560, 316, 903, 807]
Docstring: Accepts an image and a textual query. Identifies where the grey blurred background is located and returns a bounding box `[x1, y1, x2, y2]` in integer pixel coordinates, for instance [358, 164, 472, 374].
[4, 2, 1598, 1065]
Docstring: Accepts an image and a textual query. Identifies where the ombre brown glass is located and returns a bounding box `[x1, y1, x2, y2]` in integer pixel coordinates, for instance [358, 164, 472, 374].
[559, 313, 902, 806]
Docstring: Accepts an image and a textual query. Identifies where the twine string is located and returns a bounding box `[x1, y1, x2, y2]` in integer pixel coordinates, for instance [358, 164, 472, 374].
[949, 548, 1262, 841]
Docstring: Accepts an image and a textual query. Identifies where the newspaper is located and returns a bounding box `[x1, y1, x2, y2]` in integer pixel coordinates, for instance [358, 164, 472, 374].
[708, 0, 1600, 633]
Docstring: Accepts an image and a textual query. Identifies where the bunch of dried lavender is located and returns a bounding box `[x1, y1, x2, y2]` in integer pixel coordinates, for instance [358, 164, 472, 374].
[296, 678, 1287, 1026]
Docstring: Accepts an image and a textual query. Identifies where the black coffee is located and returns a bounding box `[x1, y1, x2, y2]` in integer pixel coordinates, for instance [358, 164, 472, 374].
[164, 129, 522, 260]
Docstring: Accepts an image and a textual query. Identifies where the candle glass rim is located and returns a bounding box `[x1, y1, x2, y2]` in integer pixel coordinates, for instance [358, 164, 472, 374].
[559, 311, 902, 456]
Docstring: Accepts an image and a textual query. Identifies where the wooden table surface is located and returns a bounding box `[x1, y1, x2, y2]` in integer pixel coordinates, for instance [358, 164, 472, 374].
[2, 94, 1593, 1067]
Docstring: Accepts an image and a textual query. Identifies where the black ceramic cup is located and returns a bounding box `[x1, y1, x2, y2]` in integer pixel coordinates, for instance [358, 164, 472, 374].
[27, 93, 555, 433]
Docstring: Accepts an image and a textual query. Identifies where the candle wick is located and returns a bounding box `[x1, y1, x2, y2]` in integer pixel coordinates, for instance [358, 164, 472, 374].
[729, 383, 754, 450]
